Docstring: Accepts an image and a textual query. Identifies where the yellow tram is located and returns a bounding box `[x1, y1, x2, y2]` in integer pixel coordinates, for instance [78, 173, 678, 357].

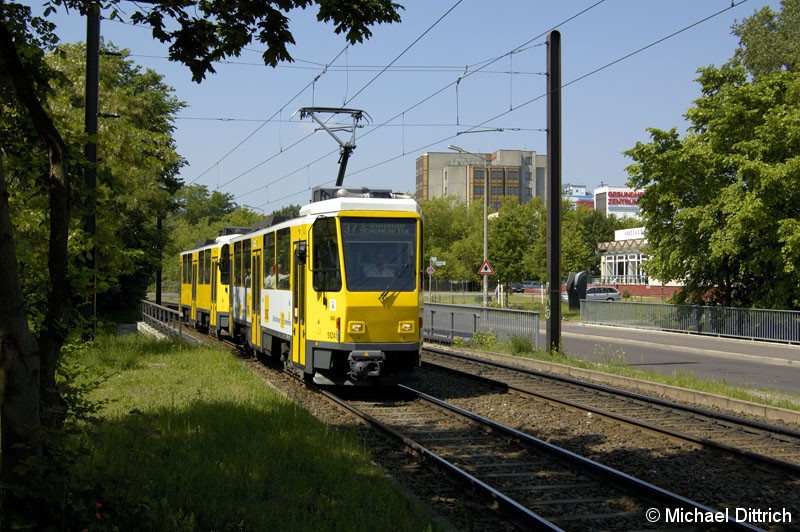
[180, 187, 423, 384]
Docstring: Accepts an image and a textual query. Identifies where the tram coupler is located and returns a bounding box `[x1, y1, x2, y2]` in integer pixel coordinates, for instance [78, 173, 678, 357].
[348, 351, 385, 379]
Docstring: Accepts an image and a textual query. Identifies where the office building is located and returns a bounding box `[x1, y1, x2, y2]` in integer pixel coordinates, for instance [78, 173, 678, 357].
[415, 150, 547, 207]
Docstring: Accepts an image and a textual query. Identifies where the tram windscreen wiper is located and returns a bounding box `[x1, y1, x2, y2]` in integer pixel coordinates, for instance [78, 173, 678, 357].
[379, 263, 410, 302]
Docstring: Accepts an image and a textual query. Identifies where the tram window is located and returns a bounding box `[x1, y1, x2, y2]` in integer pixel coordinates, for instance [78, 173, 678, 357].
[264, 233, 277, 288]
[276, 228, 291, 290]
[341, 218, 417, 292]
[243, 239, 251, 287]
[220, 244, 231, 284]
[312, 217, 342, 292]
[182, 255, 191, 283]
[204, 249, 211, 284]
[234, 241, 242, 287]
[197, 249, 206, 284]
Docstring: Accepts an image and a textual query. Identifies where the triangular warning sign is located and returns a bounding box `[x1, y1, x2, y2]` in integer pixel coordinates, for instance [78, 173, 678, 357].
[477, 259, 494, 275]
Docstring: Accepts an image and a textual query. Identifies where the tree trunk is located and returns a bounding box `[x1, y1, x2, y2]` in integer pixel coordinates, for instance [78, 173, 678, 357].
[0, 148, 43, 518]
[0, 15, 73, 512]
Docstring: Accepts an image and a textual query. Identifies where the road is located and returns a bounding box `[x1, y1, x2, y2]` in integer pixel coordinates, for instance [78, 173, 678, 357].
[548, 321, 800, 395]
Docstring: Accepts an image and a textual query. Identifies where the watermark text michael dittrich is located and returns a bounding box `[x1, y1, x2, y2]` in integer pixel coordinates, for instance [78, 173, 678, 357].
[646, 507, 792, 525]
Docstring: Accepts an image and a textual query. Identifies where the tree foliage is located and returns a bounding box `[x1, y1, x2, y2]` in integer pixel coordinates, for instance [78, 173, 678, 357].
[0, 1, 405, 527]
[52, 0, 403, 82]
[162, 185, 270, 288]
[419, 195, 622, 291]
[732, 0, 800, 77]
[625, 0, 800, 310]
[626, 66, 800, 308]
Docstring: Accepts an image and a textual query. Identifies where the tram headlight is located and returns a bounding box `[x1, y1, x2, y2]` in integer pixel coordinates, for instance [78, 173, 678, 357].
[398, 321, 414, 333]
[349, 321, 365, 333]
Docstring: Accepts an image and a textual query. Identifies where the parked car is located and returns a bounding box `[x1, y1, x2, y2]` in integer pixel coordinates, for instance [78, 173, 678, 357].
[509, 282, 524, 293]
[562, 286, 621, 302]
[585, 286, 621, 301]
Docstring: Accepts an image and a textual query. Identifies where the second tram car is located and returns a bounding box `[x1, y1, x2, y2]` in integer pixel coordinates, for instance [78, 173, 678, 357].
[180, 187, 423, 384]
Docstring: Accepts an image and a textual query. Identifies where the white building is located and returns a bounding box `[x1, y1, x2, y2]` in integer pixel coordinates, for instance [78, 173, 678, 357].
[594, 186, 643, 218]
[564, 183, 594, 209]
[597, 227, 682, 297]
[598, 227, 648, 284]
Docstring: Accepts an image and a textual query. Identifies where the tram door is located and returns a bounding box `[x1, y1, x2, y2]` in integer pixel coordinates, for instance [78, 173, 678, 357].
[191, 258, 198, 322]
[210, 257, 218, 329]
[291, 241, 307, 367]
[250, 250, 262, 348]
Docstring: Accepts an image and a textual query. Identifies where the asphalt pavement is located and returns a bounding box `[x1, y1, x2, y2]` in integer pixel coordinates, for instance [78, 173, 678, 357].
[546, 321, 800, 395]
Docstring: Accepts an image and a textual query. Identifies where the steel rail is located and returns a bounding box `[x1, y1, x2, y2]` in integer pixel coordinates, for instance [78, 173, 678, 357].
[396, 384, 762, 532]
[424, 346, 800, 439]
[316, 386, 561, 531]
[422, 353, 800, 476]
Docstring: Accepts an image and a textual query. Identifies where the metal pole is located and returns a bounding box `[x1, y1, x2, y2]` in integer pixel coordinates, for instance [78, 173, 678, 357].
[482, 160, 488, 308]
[546, 30, 562, 353]
[84, 5, 100, 338]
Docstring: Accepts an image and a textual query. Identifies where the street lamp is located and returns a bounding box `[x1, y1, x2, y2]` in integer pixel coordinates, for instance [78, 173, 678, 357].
[448, 144, 489, 307]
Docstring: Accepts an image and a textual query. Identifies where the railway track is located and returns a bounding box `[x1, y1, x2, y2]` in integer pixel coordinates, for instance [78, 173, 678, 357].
[146, 319, 800, 529]
[422, 347, 800, 475]
[322, 385, 759, 531]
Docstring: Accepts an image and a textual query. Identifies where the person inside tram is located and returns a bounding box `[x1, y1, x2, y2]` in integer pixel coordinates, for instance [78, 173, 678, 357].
[265, 263, 289, 288]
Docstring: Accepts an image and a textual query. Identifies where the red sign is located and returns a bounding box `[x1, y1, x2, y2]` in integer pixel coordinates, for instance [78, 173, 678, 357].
[477, 260, 494, 275]
[607, 190, 643, 206]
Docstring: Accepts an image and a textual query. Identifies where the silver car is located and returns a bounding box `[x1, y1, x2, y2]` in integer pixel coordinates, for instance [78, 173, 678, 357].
[585, 286, 621, 301]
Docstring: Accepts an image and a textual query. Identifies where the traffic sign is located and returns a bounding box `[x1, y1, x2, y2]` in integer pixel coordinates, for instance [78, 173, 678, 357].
[477, 259, 494, 275]
[426, 266, 435, 275]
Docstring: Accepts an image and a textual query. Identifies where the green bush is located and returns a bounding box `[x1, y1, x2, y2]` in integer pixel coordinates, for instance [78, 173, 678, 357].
[509, 335, 533, 355]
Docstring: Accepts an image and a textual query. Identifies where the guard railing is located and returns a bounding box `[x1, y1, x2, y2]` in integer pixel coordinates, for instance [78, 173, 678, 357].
[581, 300, 800, 344]
[140, 300, 184, 341]
[423, 303, 539, 348]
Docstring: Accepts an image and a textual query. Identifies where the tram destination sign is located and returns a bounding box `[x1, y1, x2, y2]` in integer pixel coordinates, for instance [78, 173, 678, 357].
[341, 220, 414, 238]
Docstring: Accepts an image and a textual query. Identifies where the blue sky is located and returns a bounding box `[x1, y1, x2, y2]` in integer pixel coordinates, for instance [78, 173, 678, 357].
[32, 0, 780, 212]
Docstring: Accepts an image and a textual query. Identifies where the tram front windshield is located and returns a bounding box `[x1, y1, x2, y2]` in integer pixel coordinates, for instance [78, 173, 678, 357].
[341, 218, 417, 293]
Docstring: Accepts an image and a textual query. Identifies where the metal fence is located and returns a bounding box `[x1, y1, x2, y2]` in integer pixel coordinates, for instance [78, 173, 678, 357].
[581, 300, 800, 344]
[140, 300, 184, 341]
[423, 303, 540, 348]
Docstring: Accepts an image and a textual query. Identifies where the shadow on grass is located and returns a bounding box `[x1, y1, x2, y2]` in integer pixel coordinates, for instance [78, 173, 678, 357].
[86, 399, 436, 531]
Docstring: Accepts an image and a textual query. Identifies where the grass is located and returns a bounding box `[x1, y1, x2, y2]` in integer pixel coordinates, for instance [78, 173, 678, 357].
[59, 334, 440, 532]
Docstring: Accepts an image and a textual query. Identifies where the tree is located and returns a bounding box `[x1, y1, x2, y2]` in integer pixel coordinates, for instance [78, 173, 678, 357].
[625, 65, 800, 308]
[0, 0, 403, 525]
[624, 0, 800, 310]
[489, 197, 543, 284]
[561, 201, 594, 275]
[176, 184, 238, 225]
[732, 0, 800, 77]
[575, 206, 618, 275]
[44, 42, 185, 316]
[419, 195, 471, 283]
